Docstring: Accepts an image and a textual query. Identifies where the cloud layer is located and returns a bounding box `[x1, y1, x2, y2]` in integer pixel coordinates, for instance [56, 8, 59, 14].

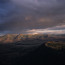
[0, 0, 65, 34]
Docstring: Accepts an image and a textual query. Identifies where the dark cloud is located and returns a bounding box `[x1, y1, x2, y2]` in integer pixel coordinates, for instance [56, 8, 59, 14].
[0, 0, 65, 34]
[0, 0, 10, 3]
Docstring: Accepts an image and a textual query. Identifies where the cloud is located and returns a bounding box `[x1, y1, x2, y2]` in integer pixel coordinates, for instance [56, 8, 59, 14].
[0, 0, 65, 34]
[27, 29, 65, 34]
[46, 25, 65, 30]
[26, 25, 65, 34]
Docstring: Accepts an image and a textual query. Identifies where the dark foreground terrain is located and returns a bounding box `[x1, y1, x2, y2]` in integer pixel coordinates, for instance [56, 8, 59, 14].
[0, 41, 65, 65]
[0, 34, 65, 65]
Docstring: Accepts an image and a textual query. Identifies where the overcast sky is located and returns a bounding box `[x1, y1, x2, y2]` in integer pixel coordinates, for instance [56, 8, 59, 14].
[0, 0, 65, 34]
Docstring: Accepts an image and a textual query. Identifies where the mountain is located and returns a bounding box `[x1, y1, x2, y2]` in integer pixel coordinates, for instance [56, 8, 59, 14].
[0, 34, 18, 43]
[0, 34, 46, 43]
[0, 34, 65, 43]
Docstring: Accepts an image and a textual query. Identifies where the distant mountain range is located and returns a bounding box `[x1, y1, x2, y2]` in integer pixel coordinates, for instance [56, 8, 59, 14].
[0, 34, 65, 43]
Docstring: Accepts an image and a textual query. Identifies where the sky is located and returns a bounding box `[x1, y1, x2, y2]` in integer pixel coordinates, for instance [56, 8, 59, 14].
[0, 0, 65, 35]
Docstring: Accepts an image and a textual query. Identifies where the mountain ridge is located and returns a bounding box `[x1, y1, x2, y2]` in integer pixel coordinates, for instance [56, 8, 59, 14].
[0, 34, 47, 43]
[0, 34, 65, 43]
